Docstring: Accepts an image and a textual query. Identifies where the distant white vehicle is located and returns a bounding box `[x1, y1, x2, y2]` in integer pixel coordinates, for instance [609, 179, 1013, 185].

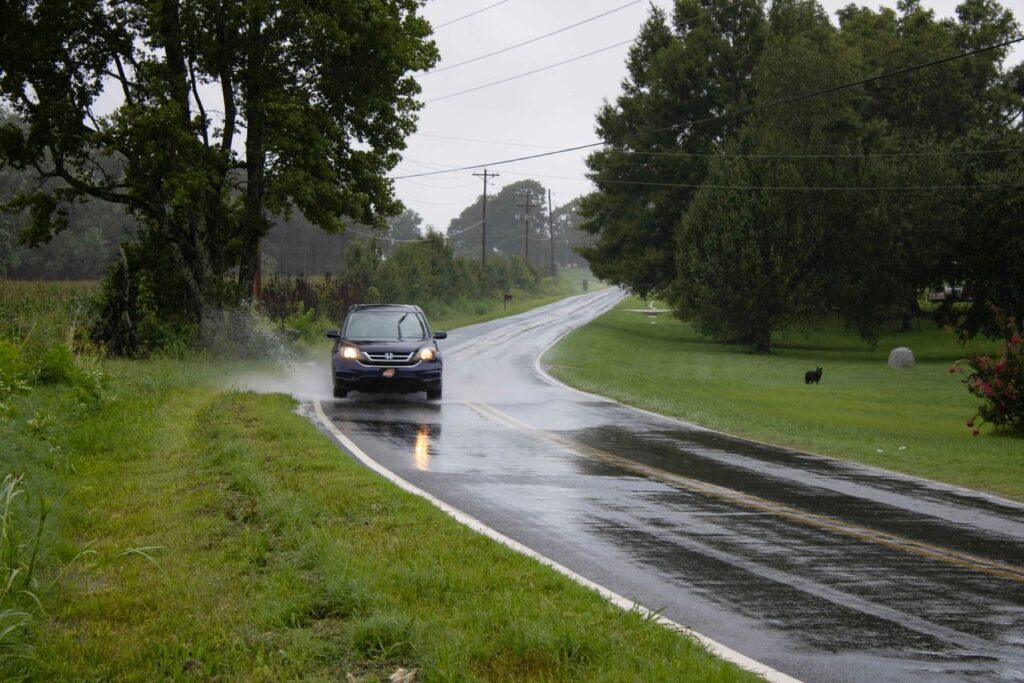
[926, 285, 969, 302]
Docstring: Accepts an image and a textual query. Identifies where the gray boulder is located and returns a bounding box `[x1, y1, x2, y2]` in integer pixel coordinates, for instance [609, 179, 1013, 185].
[888, 347, 916, 369]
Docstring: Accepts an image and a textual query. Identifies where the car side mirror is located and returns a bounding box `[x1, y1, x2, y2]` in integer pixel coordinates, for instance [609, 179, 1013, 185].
[433, 331, 447, 340]
[326, 330, 340, 339]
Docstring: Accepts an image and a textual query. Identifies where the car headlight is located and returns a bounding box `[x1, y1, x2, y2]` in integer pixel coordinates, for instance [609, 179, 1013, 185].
[419, 347, 436, 361]
[341, 346, 360, 360]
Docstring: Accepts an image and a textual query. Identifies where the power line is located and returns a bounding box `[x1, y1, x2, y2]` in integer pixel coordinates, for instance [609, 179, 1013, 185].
[390, 165, 1023, 203]
[346, 228, 420, 243]
[396, 157, 457, 170]
[448, 220, 486, 237]
[393, 153, 1024, 188]
[422, 0, 646, 75]
[426, 1, 745, 104]
[434, 0, 511, 30]
[397, 177, 482, 190]
[403, 133, 1024, 160]
[606, 147, 1024, 159]
[492, 227, 553, 240]
[498, 169, 586, 182]
[395, 35, 1024, 179]
[701, 37, 1024, 130]
[346, 219, 485, 244]
[388, 196, 478, 206]
[426, 38, 635, 103]
[391, 142, 590, 179]
[593, 179, 1024, 191]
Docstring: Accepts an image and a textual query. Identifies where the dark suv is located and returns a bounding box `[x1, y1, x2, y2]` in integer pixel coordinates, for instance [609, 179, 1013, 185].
[327, 304, 447, 400]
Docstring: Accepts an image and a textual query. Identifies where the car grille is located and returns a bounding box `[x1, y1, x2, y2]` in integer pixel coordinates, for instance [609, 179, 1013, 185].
[361, 352, 417, 367]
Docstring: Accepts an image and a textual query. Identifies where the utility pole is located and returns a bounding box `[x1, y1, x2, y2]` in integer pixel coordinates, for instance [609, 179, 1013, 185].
[547, 189, 555, 276]
[516, 188, 535, 265]
[472, 168, 498, 269]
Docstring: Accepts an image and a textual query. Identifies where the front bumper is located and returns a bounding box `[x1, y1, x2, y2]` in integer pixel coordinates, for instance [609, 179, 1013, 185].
[332, 359, 442, 394]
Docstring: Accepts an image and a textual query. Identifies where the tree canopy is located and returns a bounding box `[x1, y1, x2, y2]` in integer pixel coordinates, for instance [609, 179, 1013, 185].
[579, 0, 766, 297]
[0, 0, 437, 352]
[584, 0, 1022, 349]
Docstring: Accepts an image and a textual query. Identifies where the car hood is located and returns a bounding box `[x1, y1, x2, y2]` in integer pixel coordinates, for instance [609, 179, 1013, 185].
[344, 340, 430, 355]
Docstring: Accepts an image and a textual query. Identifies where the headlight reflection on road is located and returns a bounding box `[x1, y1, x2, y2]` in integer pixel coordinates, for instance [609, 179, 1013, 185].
[413, 425, 431, 470]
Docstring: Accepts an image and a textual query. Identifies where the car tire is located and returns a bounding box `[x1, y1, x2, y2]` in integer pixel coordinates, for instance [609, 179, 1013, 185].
[426, 385, 442, 401]
[333, 385, 348, 399]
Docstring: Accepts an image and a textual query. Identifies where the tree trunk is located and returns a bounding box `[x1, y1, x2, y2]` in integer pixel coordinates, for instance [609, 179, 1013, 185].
[238, 229, 261, 302]
[157, 0, 192, 126]
[751, 322, 773, 353]
[237, 15, 268, 303]
[166, 231, 208, 318]
[901, 297, 921, 331]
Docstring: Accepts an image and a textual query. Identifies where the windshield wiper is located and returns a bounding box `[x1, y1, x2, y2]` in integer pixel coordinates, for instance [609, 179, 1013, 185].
[396, 313, 409, 341]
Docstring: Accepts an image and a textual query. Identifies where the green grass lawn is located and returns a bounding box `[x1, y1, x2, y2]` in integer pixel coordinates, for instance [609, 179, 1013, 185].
[545, 298, 1024, 501]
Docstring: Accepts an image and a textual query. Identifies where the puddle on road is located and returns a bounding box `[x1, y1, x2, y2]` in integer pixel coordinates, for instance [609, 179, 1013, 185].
[576, 401, 1024, 519]
[563, 424, 1024, 567]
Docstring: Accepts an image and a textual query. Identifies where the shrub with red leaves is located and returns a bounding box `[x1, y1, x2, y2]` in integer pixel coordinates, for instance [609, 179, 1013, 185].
[952, 318, 1024, 435]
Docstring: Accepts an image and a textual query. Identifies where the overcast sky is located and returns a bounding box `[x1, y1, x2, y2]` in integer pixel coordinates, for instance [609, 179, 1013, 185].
[397, 0, 1023, 232]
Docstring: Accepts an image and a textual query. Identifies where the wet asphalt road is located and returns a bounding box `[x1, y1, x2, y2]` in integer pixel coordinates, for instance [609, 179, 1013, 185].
[317, 287, 1024, 682]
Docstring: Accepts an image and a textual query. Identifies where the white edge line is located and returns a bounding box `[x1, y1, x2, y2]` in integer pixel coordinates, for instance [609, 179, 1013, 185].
[532, 294, 1024, 512]
[312, 398, 800, 683]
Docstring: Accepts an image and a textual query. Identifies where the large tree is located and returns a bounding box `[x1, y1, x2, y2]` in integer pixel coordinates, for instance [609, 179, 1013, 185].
[0, 0, 436, 349]
[640, 0, 1020, 350]
[579, 0, 767, 297]
[943, 125, 1024, 338]
[673, 0, 991, 350]
[834, 0, 1020, 339]
[675, 0, 864, 350]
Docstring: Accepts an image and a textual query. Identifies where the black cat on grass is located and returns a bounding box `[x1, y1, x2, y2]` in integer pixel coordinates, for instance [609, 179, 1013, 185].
[805, 367, 823, 385]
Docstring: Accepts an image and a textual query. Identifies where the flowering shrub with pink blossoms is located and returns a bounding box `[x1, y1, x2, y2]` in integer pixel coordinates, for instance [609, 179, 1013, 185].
[951, 318, 1024, 435]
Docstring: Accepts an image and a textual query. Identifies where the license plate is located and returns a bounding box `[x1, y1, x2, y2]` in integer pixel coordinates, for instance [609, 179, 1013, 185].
[382, 368, 396, 378]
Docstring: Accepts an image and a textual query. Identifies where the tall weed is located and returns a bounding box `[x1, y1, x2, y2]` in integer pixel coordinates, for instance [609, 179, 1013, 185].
[0, 337, 107, 409]
[0, 280, 107, 406]
[0, 340, 31, 413]
[0, 475, 48, 661]
[0, 281, 97, 347]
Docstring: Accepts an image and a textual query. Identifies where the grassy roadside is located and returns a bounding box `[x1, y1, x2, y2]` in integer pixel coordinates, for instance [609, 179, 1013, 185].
[544, 298, 1024, 501]
[2, 279, 758, 681]
[2, 361, 758, 681]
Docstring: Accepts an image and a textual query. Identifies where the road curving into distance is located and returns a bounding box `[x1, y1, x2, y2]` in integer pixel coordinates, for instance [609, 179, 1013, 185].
[313, 287, 1024, 683]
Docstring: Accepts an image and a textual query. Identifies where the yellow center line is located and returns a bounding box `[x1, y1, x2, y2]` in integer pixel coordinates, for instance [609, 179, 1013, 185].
[467, 401, 1024, 584]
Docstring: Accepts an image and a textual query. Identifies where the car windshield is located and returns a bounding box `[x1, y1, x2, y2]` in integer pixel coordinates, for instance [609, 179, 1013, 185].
[344, 310, 428, 341]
